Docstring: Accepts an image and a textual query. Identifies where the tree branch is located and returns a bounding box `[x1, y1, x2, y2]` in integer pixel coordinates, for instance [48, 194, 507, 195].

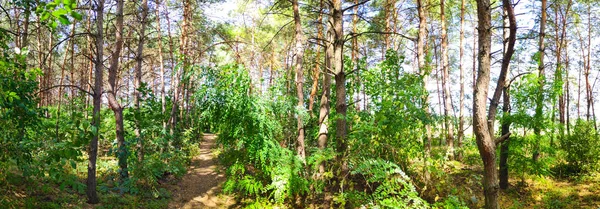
[342, 0, 370, 12]
[345, 31, 416, 42]
[494, 132, 511, 145]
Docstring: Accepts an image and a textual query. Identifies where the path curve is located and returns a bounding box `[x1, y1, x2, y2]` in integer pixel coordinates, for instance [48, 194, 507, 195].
[167, 134, 235, 209]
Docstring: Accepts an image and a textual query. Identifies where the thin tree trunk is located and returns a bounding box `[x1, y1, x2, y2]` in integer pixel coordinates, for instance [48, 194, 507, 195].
[292, 0, 306, 160]
[457, 0, 466, 161]
[55, 22, 76, 137]
[156, 0, 167, 129]
[307, 0, 323, 116]
[417, 0, 431, 183]
[498, 0, 517, 189]
[106, 0, 128, 181]
[533, 0, 547, 162]
[318, 16, 333, 179]
[585, 3, 595, 130]
[87, 0, 104, 203]
[440, 0, 455, 160]
[499, 86, 511, 189]
[352, 0, 360, 111]
[134, 0, 149, 164]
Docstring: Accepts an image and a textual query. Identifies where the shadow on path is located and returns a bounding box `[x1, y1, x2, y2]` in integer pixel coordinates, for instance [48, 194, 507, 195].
[167, 134, 235, 209]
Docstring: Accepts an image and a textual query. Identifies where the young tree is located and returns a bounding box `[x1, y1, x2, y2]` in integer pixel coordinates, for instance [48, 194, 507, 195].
[134, 0, 149, 164]
[87, 0, 104, 203]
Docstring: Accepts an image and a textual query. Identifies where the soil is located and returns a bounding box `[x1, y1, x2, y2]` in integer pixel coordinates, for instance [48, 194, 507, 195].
[167, 134, 235, 209]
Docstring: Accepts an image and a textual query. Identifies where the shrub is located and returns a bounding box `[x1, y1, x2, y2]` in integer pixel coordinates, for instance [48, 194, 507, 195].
[559, 119, 600, 174]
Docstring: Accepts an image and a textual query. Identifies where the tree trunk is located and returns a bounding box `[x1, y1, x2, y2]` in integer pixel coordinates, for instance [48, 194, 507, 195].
[156, 0, 167, 129]
[352, 0, 360, 111]
[107, 0, 128, 181]
[440, 0, 455, 160]
[499, 86, 511, 189]
[134, 0, 149, 164]
[533, 0, 547, 162]
[416, 0, 431, 183]
[292, 0, 306, 160]
[474, 0, 499, 207]
[487, 0, 516, 137]
[307, 0, 323, 116]
[497, 0, 517, 190]
[457, 0, 465, 161]
[331, 0, 348, 184]
[318, 23, 333, 177]
[87, 0, 104, 203]
[585, 3, 596, 130]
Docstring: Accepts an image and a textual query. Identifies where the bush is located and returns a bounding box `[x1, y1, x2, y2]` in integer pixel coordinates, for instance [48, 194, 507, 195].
[348, 159, 429, 208]
[559, 120, 600, 174]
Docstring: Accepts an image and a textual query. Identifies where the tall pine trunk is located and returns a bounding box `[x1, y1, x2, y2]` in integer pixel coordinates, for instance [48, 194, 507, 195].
[292, 0, 306, 160]
[134, 0, 149, 164]
[474, 0, 499, 207]
[106, 0, 128, 181]
[87, 0, 104, 203]
[533, 0, 547, 162]
[440, 0, 455, 160]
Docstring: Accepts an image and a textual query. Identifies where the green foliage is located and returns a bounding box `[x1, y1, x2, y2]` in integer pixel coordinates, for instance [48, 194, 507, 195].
[199, 64, 308, 204]
[35, 0, 82, 30]
[0, 28, 42, 175]
[434, 195, 469, 209]
[559, 120, 600, 174]
[348, 159, 429, 208]
[352, 49, 428, 172]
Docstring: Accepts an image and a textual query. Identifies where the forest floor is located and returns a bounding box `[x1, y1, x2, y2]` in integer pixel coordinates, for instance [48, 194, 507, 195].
[166, 134, 235, 209]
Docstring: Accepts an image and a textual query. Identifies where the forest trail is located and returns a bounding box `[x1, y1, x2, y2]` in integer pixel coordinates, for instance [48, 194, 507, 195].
[167, 134, 235, 209]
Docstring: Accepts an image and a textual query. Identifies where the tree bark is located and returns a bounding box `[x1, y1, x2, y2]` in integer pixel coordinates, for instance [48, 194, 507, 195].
[416, 0, 431, 183]
[474, 0, 499, 207]
[533, 0, 547, 162]
[106, 0, 128, 181]
[156, 0, 167, 129]
[457, 0, 466, 161]
[499, 86, 511, 189]
[352, 0, 360, 111]
[497, 0, 517, 190]
[134, 0, 149, 164]
[487, 0, 516, 137]
[292, 0, 306, 160]
[440, 0, 455, 160]
[331, 0, 348, 183]
[87, 0, 104, 203]
[317, 21, 333, 178]
[308, 0, 323, 116]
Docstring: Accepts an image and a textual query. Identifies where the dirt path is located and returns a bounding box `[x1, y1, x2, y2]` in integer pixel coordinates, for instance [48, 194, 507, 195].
[167, 134, 235, 209]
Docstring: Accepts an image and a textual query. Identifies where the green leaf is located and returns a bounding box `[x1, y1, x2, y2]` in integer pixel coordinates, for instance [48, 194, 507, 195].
[58, 15, 71, 25]
[51, 9, 67, 18]
[70, 160, 77, 169]
[50, 21, 58, 30]
[71, 11, 82, 20]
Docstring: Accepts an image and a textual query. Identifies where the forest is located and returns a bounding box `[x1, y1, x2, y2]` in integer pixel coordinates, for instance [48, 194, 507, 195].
[0, 0, 599, 208]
